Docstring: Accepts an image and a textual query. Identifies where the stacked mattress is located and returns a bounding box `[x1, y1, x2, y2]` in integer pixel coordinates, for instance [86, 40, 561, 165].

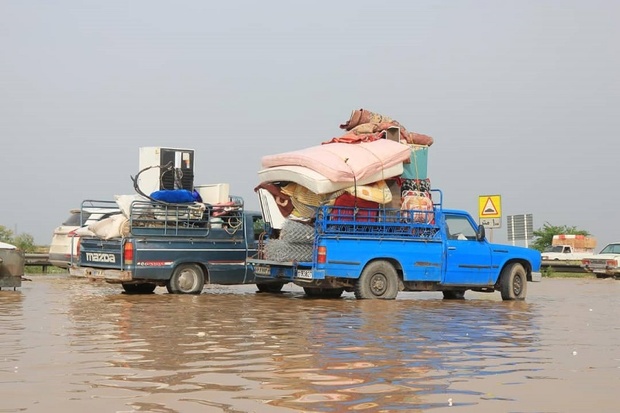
[256, 109, 433, 262]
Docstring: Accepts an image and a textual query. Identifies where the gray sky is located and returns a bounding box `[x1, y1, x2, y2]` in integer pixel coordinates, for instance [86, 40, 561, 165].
[1, 0, 618, 249]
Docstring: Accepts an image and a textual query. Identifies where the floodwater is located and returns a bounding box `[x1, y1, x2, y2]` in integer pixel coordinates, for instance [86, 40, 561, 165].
[1, 276, 619, 413]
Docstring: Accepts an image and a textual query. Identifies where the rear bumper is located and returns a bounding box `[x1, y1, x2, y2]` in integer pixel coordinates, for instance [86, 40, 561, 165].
[69, 266, 133, 282]
[583, 265, 620, 276]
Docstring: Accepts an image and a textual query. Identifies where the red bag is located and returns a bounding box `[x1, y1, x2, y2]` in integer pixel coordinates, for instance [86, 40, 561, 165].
[331, 193, 379, 222]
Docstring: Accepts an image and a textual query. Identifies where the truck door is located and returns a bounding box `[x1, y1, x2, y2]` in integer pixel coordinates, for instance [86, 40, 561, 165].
[443, 214, 494, 285]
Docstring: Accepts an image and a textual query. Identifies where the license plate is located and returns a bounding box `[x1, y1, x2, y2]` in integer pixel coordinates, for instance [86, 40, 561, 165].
[297, 269, 313, 279]
[254, 265, 271, 276]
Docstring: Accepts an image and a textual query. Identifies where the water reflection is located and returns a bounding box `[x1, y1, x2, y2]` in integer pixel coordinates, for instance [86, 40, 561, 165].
[64, 285, 544, 412]
[0, 291, 25, 372]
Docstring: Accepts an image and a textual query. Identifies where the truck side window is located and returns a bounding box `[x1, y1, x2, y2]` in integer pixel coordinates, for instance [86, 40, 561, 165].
[445, 215, 477, 241]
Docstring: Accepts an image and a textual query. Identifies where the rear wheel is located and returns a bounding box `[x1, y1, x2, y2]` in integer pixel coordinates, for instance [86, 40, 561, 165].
[122, 283, 156, 294]
[442, 290, 466, 300]
[167, 264, 205, 294]
[303, 287, 344, 298]
[256, 283, 285, 293]
[499, 263, 527, 301]
[354, 261, 399, 300]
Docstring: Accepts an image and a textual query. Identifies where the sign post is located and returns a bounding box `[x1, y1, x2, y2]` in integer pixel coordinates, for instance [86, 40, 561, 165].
[507, 214, 534, 247]
[479, 195, 502, 241]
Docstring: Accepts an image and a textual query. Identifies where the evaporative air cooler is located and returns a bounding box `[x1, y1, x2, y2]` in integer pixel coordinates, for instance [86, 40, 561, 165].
[137, 147, 195, 196]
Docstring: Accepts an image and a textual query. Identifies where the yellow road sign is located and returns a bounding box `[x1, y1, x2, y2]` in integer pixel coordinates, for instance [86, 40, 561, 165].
[479, 195, 501, 219]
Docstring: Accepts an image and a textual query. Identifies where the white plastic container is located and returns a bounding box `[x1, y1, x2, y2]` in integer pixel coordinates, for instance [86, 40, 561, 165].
[195, 183, 230, 204]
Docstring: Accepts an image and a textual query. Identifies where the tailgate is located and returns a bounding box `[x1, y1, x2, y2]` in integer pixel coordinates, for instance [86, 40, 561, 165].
[78, 237, 124, 269]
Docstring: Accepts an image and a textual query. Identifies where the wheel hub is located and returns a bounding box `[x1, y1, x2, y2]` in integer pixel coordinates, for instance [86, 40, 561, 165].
[370, 274, 387, 295]
[513, 275, 523, 295]
[178, 271, 197, 291]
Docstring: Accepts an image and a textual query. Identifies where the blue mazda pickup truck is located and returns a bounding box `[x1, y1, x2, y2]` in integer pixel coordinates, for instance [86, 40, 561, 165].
[248, 190, 542, 300]
[69, 197, 285, 294]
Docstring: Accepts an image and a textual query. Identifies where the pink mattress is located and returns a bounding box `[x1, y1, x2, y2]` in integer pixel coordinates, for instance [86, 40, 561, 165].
[258, 163, 403, 195]
[261, 139, 411, 183]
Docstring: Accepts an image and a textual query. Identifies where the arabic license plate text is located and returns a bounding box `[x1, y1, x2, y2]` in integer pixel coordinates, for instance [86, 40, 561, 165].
[297, 269, 313, 279]
[254, 265, 271, 276]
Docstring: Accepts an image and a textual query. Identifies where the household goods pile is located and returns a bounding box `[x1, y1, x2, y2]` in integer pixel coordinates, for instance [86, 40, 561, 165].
[256, 109, 435, 262]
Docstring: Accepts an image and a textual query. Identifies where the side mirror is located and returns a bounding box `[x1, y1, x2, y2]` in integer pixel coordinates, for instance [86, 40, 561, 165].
[476, 224, 486, 241]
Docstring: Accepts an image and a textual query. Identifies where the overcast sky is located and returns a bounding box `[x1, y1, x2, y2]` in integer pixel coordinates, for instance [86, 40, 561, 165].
[1, 1, 618, 249]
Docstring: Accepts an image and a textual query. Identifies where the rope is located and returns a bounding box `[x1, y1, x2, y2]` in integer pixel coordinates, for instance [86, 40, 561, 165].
[130, 161, 174, 203]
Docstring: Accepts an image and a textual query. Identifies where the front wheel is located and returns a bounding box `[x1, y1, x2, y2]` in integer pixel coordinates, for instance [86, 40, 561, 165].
[122, 283, 156, 294]
[499, 263, 527, 301]
[354, 261, 399, 300]
[303, 287, 344, 298]
[167, 264, 205, 294]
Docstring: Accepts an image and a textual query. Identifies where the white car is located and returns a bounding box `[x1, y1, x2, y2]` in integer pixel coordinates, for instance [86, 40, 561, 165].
[581, 242, 620, 279]
[48, 207, 119, 268]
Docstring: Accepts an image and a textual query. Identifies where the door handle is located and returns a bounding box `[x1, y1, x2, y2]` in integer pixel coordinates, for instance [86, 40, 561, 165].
[448, 247, 456, 250]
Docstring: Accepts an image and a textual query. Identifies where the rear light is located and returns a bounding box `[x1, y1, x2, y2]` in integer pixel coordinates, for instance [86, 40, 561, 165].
[67, 229, 78, 238]
[317, 246, 327, 264]
[582, 259, 590, 266]
[606, 259, 618, 268]
[124, 242, 134, 265]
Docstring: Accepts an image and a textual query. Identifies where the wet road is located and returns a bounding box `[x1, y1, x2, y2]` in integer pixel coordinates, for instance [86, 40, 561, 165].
[1, 275, 619, 413]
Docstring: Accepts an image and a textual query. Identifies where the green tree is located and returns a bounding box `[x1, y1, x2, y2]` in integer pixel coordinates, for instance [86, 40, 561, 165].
[531, 222, 590, 252]
[0, 225, 14, 243]
[13, 233, 37, 253]
[0, 225, 37, 252]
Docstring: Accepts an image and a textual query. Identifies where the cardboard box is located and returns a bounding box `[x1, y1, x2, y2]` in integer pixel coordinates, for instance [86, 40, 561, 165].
[552, 235, 597, 250]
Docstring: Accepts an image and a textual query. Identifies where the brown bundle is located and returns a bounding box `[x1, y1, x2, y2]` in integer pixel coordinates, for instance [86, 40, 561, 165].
[338, 109, 434, 146]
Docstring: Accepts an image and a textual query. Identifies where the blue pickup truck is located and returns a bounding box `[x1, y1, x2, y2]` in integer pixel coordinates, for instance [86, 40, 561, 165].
[248, 190, 542, 300]
[69, 197, 285, 294]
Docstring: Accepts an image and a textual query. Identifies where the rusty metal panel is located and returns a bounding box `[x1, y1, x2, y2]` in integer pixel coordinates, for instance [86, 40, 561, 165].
[0, 248, 24, 288]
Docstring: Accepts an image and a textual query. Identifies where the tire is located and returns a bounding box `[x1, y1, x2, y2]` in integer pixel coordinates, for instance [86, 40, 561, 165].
[499, 263, 527, 301]
[256, 283, 285, 293]
[303, 287, 344, 298]
[122, 283, 156, 294]
[443, 290, 466, 300]
[167, 264, 205, 294]
[354, 260, 399, 300]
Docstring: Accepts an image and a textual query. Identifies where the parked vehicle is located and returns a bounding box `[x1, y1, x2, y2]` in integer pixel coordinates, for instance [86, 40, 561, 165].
[541, 245, 593, 262]
[0, 242, 24, 290]
[542, 234, 596, 262]
[581, 242, 620, 279]
[248, 189, 542, 300]
[69, 196, 282, 294]
[48, 202, 119, 268]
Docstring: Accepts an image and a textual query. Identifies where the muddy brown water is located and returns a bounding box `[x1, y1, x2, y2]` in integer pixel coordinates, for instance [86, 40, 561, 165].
[1, 276, 618, 413]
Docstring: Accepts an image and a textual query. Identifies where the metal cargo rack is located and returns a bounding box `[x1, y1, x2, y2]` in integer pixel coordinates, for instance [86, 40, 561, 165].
[129, 196, 244, 237]
[315, 189, 443, 239]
